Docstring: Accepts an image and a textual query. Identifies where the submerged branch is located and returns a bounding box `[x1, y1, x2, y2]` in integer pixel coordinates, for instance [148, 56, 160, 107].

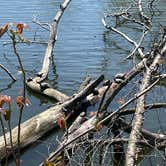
[0, 64, 16, 81]
[26, 0, 72, 101]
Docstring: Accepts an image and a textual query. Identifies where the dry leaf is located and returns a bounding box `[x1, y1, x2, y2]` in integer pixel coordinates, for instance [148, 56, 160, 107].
[57, 116, 66, 129]
[94, 123, 103, 131]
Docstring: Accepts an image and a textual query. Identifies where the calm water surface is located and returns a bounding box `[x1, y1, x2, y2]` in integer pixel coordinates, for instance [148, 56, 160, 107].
[0, 0, 165, 165]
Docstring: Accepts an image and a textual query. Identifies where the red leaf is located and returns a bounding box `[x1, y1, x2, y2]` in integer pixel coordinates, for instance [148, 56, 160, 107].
[0, 95, 12, 107]
[16, 96, 30, 108]
[15, 23, 29, 34]
[0, 24, 8, 38]
[57, 116, 66, 129]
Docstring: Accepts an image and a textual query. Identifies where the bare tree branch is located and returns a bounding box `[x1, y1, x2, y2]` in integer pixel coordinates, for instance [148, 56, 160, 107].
[0, 64, 16, 81]
[102, 17, 145, 58]
[32, 15, 51, 31]
[125, 36, 166, 166]
[26, 0, 72, 101]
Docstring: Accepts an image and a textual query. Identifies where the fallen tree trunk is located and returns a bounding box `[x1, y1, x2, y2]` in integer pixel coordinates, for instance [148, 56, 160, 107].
[0, 75, 104, 161]
[125, 38, 166, 165]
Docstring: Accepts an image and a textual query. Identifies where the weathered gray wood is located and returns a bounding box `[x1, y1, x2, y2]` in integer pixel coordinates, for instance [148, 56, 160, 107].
[26, 0, 72, 101]
[40, 56, 152, 165]
[119, 103, 166, 115]
[33, 0, 72, 83]
[78, 75, 91, 92]
[67, 112, 86, 135]
[125, 39, 166, 166]
[0, 75, 104, 161]
[0, 104, 63, 161]
[26, 80, 68, 102]
[41, 36, 166, 163]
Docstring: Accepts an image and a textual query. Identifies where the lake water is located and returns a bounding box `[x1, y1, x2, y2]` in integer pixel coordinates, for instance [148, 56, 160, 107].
[0, 0, 166, 165]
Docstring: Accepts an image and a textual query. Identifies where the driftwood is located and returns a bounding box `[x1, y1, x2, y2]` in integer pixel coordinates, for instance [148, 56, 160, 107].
[0, 4, 105, 158]
[0, 75, 104, 161]
[39, 54, 152, 164]
[26, 0, 72, 101]
[125, 37, 166, 165]
[43, 78, 161, 164]
[40, 27, 166, 164]
[0, 64, 16, 81]
[118, 118, 166, 150]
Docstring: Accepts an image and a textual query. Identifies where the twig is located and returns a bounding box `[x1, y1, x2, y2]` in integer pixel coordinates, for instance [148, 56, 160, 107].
[126, 29, 147, 59]
[136, 0, 151, 24]
[40, 78, 160, 165]
[102, 17, 145, 58]
[8, 111, 17, 165]
[96, 83, 111, 116]
[33, 0, 72, 83]
[27, 0, 72, 101]
[99, 78, 160, 125]
[119, 103, 166, 115]
[77, 75, 91, 92]
[119, 118, 166, 146]
[3, 40, 47, 46]
[122, 15, 150, 30]
[98, 57, 147, 113]
[0, 64, 16, 81]
[0, 114, 8, 165]
[32, 15, 51, 31]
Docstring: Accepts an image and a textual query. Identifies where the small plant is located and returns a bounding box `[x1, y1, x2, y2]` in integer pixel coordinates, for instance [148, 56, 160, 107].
[0, 94, 30, 165]
[0, 22, 30, 165]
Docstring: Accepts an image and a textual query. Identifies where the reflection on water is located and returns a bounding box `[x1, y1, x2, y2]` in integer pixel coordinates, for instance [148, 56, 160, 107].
[0, 0, 165, 165]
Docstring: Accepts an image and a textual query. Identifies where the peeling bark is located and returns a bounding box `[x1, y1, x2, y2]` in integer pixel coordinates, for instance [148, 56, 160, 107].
[125, 38, 166, 166]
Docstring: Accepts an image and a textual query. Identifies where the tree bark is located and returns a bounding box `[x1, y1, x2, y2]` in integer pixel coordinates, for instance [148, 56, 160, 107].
[125, 40, 166, 166]
[0, 75, 104, 161]
[26, 0, 72, 101]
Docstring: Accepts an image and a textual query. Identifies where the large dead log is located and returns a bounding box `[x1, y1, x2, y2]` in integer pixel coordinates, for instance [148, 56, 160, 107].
[0, 75, 104, 161]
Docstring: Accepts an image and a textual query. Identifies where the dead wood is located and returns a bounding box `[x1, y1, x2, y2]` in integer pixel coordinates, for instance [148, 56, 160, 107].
[125, 36, 166, 166]
[118, 118, 166, 148]
[26, 0, 72, 101]
[39, 55, 155, 164]
[67, 112, 86, 135]
[119, 103, 166, 116]
[0, 64, 16, 81]
[26, 80, 69, 102]
[38, 2, 166, 166]
[77, 75, 91, 93]
[0, 75, 104, 161]
[0, 0, 165, 165]
[41, 36, 166, 164]
[102, 17, 145, 58]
